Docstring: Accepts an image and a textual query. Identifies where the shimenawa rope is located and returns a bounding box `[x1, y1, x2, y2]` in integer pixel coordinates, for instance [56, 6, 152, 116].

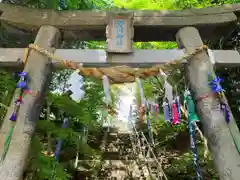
[27, 44, 208, 84]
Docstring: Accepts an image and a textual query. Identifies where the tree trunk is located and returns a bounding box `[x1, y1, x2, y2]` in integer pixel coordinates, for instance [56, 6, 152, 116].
[176, 26, 240, 180]
[0, 26, 60, 180]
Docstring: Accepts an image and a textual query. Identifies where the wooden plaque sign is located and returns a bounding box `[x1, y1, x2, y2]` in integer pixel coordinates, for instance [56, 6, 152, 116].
[106, 12, 134, 53]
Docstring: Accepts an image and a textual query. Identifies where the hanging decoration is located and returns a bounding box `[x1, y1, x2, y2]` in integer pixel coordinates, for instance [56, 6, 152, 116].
[51, 116, 69, 179]
[162, 99, 169, 122]
[172, 100, 180, 125]
[208, 73, 230, 123]
[163, 98, 171, 123]
[184, 90, 203, 180]
[175, 96, 181, 120]
[103, 75, 112, 105]
[136, 78, 145, 106]
[189, 121, 203, 180]
[159, 69, 173, 106]
[1, 72, 30, 162]
[159, 69, 178, 125]
[146, 102, 154, 144]
[54, 117, 68, 162]
[184, 90, 199, 122]
[208, 73, 224, 94]
[136, 78, 154, 143]
[136, 78, 146, 124]
[220, 103, 230, 123]
[67, 70, 85, 102]
[207, 47, 240, 152]
[102, 75, 112, 131]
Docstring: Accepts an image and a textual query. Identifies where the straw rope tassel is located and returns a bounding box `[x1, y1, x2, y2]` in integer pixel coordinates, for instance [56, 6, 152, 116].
[24, 48, 30, 65]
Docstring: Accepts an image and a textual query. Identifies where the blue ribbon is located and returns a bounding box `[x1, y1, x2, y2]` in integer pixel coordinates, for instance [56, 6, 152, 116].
[208, 74, 224, 93]
[188, 121, 203, 180]
[54, 140, 63, 161]
[163, 101, 170, 122]
[16, 72, 29, 90]
[9, 72, 28, 121]
[54, 118, 68, 161]
[220, 103, 230, 123]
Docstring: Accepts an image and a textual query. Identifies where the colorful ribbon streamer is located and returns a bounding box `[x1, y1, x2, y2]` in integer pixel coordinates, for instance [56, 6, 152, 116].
[185, 90, 203, 179]
[102, 75, 112, 131]
[208, 73, 224, 93]
[146, 102, 154, 144]
[1, 72, 29, 162]
[9, 72, 29, 121]
[208, 73, 231, 123]
[175, 96, 181, 120]
[163, 98, 171, 122]
[184, 90, 199, 122]
[160, 70, 173, 106]
[220, 102, 230, 123]
[103, 75, 112, 106]
[188, 121, 203, 180]
[54, 117, 69, 161]
[172, 101, 180, 125]
[136, 78, 145, 106]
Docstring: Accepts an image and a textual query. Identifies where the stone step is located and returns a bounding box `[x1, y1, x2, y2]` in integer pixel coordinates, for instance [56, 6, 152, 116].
[102, 151, 135, 160]
[100, 160, 157, 179]
[76, 160, 160, 179]
[98, 121, 160, 179]
[106, 134, 132, 145]
[108, 132, 131, 137]
[77, 159, 159, 167]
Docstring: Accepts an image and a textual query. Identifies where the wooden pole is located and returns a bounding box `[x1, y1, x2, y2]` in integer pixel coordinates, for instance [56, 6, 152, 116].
[176, 26, 240, 180]
[0, 26, 60, 180]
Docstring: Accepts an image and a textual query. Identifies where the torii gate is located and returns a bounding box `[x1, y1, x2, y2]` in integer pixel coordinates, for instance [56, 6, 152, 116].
[0, 3, 240, 180]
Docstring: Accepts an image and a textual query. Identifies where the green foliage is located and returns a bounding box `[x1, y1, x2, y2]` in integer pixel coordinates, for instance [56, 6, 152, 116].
[29, 74, 105, 179]
[1, 0, 240, 179]
[29, 136, 72, 180]
[114, 0, 174, 10]
[0, 70, 16, 123]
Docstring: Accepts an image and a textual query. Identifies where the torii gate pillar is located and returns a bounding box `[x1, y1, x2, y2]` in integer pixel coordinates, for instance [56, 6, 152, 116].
[0, 26, 60, 180]
[176, 26, 240, 180]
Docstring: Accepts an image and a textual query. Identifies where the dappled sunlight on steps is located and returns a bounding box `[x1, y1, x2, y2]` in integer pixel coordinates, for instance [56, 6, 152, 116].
[75, 118, 160, 179]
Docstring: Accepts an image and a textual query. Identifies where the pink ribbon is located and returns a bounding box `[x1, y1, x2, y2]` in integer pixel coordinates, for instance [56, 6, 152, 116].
[172, 102, 180, 125]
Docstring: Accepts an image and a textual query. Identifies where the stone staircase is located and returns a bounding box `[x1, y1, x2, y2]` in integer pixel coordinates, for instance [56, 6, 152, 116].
[98, 118, 156, 180]
[75, 118, 163, 179]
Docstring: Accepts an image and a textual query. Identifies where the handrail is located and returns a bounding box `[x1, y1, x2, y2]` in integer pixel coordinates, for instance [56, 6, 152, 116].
[128, 116, 168, 179]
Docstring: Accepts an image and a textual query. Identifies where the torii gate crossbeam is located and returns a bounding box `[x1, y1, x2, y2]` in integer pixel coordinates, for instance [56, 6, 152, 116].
[0, 48, 239, 68]
[0, 4, 240, 180]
